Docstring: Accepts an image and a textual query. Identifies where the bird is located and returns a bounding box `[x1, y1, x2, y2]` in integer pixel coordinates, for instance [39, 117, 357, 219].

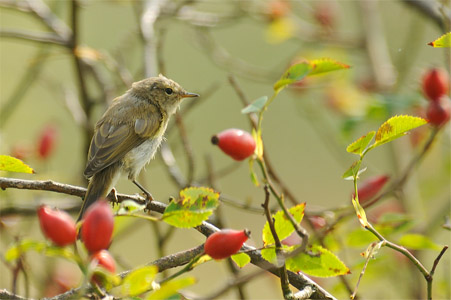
[77, 74, 198, 221]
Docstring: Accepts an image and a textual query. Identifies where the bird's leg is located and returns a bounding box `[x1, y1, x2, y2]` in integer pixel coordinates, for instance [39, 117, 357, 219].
[109, 187, 118, 206]
[132, 180, 154, 208]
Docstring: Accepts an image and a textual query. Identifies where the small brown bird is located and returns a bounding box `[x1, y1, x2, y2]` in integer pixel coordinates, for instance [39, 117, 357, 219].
[77, 75, 198, 221]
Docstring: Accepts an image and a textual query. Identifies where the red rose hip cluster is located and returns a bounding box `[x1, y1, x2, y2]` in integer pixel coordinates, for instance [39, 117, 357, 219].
[38, 199, 116, 282]
[422, 68, 450, 127]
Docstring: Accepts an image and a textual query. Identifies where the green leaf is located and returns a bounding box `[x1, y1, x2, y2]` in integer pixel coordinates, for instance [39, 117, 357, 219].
[286, 244, 350, 277]
[342, 161, 366, 180]
[146, 277, 196, 300]
[346, 131, 375, 155]
[262, 203, 305, 246]
[163, 187, 219, 228]
[0, 155, 34, 174]
[5, 239, 77, 262]
[118, 200, 146, 214]
[261, 245, 293, 265]
[92, 268, 121, 291]
[241, 96, 268, 114]
[308, 58, 350, 76]
[274, 62, 313, 91]
[373, 115, 427, 148]
[428, 32, 451, 48]
[399, 234, 441, 251]
[231, 253, 251, 268]
[121, 266, 158, 296]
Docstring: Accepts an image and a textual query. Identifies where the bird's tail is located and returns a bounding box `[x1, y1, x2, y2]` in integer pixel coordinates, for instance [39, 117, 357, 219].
[77, 166, 118, 222]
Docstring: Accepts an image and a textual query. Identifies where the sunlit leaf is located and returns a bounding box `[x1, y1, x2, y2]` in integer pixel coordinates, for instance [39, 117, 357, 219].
[274, 63, 313, 91]
[428, 32, 451, 48]
[252, 128, 264, 159]
[0, 155, 34, 174]
[346, 131, 375, 155]
[261, 245, 293, 266]
[308, 58, 350, 76]
[399, 234, 441, 251]
[121, 266, 158, 296]
[262, 203, 305, 246]
[146, 277, 196, 300]
[241, 96, 268, 114]
[373, 115, 427, 148]
[342, 161, 366, 180]
[163, 187, 219, 228]
[286, 244, 350, 277]
[231, 253, 251, 268]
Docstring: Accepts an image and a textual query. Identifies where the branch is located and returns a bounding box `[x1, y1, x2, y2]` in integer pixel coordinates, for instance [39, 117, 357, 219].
[0, 29, 67, 45]
[0, 176, 334, 299]
[401, 0, 451, 31]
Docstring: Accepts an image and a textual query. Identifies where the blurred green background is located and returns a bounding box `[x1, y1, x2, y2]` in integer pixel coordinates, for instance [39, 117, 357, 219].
[1, 1, 450, 299]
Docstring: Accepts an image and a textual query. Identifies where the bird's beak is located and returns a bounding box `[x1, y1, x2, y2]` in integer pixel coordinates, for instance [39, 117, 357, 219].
[182, 92, 199, 98]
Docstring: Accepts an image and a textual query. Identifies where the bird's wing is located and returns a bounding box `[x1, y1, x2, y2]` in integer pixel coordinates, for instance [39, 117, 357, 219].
[84, 105, 162, 178]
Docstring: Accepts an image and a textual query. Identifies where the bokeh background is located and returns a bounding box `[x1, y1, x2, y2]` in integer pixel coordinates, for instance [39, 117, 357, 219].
[1, 1, 450, 299]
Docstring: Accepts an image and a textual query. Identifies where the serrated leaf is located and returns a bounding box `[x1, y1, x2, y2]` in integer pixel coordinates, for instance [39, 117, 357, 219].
[286, 244, 350, 277]
[346, 131, 375, 155]
[163, 187, 219, 228]
[118, 200, 146, 214]
[342, 161, 366, 180]
[274, 62, 313, 91]
[241, 96, 268, 114]
[146, 277, 196, 300]
[374, 115, 427, 147]
[352, 196, 368, 228]
[428, 32, 451, 48]
[261, 245, 293, 266]
[231, 253, 251, 268]
[399, 234, 441, 251]
[0, 155, 34, 174]
[308, 58, 350, 76]
[5, 239, 77, 262]
[262, 203, 305, 246]
[121, 266, 158, 296]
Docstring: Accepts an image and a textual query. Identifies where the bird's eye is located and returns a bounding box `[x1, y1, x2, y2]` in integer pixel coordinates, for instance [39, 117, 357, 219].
[165, 88, 173, 95]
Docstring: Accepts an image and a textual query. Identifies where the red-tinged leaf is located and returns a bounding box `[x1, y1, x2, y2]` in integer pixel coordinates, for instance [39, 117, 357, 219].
[428, 32, 451, 48]
[374, 115, 427, 147]
[346, 131, 375, 155]
[309, 58, 350, 76]
[0, 155, 34, 174]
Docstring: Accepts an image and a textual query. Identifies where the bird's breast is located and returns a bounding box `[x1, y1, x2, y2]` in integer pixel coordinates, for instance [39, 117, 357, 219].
[123, 136, 163, 180]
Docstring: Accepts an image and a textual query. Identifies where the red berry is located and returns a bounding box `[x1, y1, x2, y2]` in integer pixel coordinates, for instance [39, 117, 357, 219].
[90, 250, 116, 273]
[81, 199, 114, 253]
[422, 68, 449, 102]
[427, 99, 450, 127]
[308, 216, 327, 230]
[211, 129, 256, 161]
[38, 205, 77, 247]
[37, 124, 58, 159]
[90, 250, 116, 286]
[204, 229, 250, 260]
[353, 175, 390, 204]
